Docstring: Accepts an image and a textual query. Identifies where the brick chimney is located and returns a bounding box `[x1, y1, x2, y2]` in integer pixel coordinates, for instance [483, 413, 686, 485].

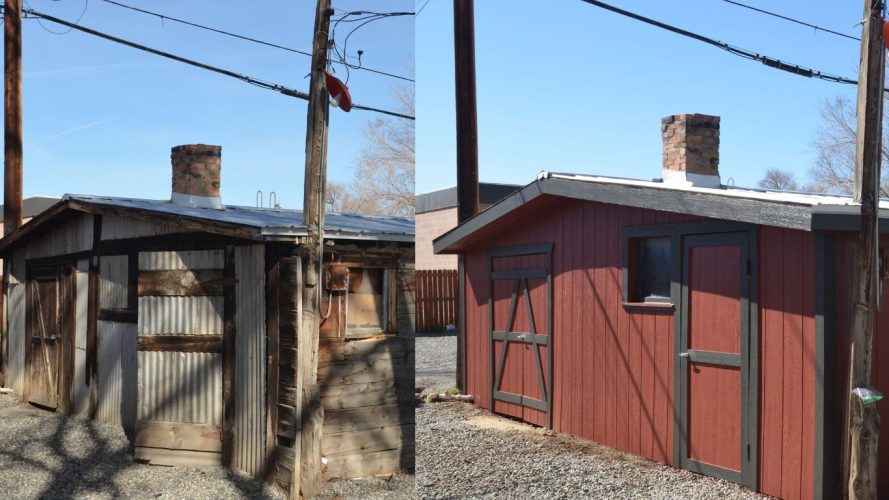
[170, 144, 223, 209]
[661, 114, 721, 188]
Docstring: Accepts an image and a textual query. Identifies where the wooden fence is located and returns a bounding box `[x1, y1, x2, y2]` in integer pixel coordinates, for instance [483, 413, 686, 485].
[415, 269, 458, 333]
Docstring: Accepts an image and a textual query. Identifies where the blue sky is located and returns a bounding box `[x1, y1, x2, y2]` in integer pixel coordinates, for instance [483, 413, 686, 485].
[416, 0, 864, 193]
[18, 0, 413, 207]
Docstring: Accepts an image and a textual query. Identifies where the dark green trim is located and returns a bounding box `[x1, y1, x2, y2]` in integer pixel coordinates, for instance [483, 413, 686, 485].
[814, 232, 837, 500]
[684, 350, 741, 367]
[685, 459, 743, 485]
[457, 256, 466, 392]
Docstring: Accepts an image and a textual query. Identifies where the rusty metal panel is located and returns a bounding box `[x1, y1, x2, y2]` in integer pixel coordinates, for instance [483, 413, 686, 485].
[101, 214, 182, 241]
[99, 255, 128, 309]
[137, 351, 222, 425]
[138, 250, 224, 271]
[233, 245, 266, 477]
[24, 213, 93, 259]
[6, 250, 26, 395]
[96, 321, 138, 429]
[325, 264, 349, 291]
[73, 259, 90, 416]
[137, 296, 223, 335]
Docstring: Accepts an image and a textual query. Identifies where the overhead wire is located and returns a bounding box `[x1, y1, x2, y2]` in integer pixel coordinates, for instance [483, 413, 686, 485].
[101, 0, 415, 83]
[25, 0, 89, 35]
[416, 0, 432, 18]
[719, 0, 860, 42]
[16, 5, 415, 120]
[578, 0, 886, 92]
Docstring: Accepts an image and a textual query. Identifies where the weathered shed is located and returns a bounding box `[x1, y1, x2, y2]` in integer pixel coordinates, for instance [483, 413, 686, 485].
[434, 114, 889, 500]
[0, 145, 415, 491]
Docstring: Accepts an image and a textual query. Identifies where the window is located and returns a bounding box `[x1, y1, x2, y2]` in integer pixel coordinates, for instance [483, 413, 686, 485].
[347, 267, 388, 334]
[624, 234, 673, 305]
[636, 237, 671, 302]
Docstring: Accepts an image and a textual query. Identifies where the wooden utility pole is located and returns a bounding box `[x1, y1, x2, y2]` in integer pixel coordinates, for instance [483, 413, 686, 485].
[845, 1, 885, 498]
[4, 0, 22, 235]
[293, 0, 331, 497]
[453, 0, 479, 394]
[454, 0, 479, 224]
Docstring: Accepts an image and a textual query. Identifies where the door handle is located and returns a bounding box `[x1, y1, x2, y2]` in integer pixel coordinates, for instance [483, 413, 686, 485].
[679, 352, 690, 358]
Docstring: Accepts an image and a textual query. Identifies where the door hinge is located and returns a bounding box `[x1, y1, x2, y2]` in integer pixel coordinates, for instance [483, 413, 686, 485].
[747, 443, 751, 460]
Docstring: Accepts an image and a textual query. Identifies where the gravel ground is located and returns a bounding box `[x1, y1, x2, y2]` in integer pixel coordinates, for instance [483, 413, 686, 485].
[416, 402, 766, 499]
[0, 392, 411, 499]
[415, 333, 456, 396]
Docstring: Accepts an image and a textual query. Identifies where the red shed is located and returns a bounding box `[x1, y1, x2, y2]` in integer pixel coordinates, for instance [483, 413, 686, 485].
[434, 114, 889, 500]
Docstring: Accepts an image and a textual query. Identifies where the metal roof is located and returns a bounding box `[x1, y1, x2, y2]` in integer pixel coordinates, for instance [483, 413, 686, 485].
[433, 171, 887, 254]
[65, 194, 414, 241]
[415, 182, 521, 213]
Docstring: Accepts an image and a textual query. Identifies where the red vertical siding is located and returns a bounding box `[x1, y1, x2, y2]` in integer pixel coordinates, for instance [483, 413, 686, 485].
[757, 226, 816, 500]
[461, 199, 698, 468]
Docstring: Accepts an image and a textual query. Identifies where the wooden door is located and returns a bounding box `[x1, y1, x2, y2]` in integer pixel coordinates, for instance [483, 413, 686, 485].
[26, 266, 69, 409]
[489, 244, 553, 428]
[679, 232, 756, 488]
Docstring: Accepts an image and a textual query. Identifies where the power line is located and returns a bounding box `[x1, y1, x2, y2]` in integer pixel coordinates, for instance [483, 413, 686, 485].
[416, 0, 432, 17]
[102, 0, 415, 83]
[579, 0, 881, 91]
[16, 6, 415, 120]
[720, 0, 859, 42]
[25, 0, 89, 35]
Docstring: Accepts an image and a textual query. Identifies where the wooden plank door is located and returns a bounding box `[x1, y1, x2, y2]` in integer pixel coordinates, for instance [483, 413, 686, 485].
[678, 232, 756, 488]
[26, 266, 68, 409]
[488, 244, 553, 428]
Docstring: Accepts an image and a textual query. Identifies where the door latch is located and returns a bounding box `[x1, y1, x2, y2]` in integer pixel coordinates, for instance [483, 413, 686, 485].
[679, 352, 690, 358]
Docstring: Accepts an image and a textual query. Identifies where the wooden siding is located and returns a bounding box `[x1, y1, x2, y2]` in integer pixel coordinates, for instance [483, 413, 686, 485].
[415, 269, 457, 332]
[6, 249, 25, 395]
[757, 227, 816, 499]
[462, 199, 818, 498]
[464, 199, 696, 466]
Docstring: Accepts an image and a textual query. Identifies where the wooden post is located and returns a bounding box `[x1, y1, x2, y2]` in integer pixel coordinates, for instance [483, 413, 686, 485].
[453, 0, 479, 224]
[292, 0, 331, 497]
[845, 1, 885, 498]
[4, 0, 22, 235]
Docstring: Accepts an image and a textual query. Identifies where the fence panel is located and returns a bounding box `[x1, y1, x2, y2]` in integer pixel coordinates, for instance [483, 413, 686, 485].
[415, 269, 458, 332]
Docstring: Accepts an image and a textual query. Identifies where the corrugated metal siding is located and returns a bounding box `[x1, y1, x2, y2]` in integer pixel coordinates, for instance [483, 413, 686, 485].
[137, 351, 222, 424]
[138, 250, 224, 270]
[73, 259, 90, 416]
[137, 296, 223, 335]
[24, 213, 93, 259]
[6, 250, 26, 395]
[99, 255, 128, 309]
[96, 321, 138, 429]
[233, 245, 266, 477]
[101, 215, 181, 241]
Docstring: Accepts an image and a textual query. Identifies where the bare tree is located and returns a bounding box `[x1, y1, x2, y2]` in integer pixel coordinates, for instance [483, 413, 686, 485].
[758, 168, 799, 191]
[809, 95, 889, 197]
[328, 86, 415, 217]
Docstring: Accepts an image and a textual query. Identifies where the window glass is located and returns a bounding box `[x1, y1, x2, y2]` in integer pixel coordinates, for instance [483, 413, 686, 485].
[637, 237, 671, 302]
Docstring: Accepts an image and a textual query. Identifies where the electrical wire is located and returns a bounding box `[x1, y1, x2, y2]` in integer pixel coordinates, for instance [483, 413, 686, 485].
[16, 5, 415, 120]
[24, 0, 88, 35]
[329, 10, 413, 85]
[102, 0, 415, 83]
[416, 0, 432, 18]
[720, 0, 859, 42]
[579, 0, 886, 91]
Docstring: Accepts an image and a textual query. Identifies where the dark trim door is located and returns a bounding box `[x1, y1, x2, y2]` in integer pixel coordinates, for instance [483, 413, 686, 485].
[487, 243, 553, 428]
[678, 232, 757, 488]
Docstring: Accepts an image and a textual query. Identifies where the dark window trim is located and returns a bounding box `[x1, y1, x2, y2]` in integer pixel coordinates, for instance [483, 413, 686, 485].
[341, 264, 398, 339]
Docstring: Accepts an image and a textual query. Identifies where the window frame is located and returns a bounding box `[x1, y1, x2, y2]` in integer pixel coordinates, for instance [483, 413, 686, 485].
[324, 261, 398, 339]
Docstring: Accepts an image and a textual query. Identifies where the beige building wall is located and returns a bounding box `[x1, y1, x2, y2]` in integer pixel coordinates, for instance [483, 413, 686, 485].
[415, 206, 459, 270]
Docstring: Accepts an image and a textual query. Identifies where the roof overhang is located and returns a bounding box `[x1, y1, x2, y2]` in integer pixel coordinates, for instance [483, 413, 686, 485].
[433, 175, 883, 254]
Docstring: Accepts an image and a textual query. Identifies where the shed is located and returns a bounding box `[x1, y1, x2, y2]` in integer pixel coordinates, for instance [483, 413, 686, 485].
[434, 114, 889, 500]
[0, 145, 415, 491]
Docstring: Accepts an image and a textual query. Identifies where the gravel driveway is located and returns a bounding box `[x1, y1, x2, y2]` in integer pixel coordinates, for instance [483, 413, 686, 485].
[0, 393, 409, 499]
[415, 333, 456, 395]
[415, 402, 764, 499]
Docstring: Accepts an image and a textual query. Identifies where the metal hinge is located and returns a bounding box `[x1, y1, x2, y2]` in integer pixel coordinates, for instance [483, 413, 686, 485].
[747, 443, 751, 460]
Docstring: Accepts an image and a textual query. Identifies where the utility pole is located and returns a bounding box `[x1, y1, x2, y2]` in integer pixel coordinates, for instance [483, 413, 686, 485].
[845, 0, 884, 498]
[293, 0, 331, 497]
[4, 0, 22, 235]
[453, 0, 479, 393]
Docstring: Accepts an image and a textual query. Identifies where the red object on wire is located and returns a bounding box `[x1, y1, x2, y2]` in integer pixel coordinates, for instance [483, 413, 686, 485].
[324, 71, 352, 112]
[884, 19, 889, 49]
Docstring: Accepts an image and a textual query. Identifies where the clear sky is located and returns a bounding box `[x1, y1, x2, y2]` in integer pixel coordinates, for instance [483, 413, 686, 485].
[17, 0, 413, 208]
[416, 0, 864, 194]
